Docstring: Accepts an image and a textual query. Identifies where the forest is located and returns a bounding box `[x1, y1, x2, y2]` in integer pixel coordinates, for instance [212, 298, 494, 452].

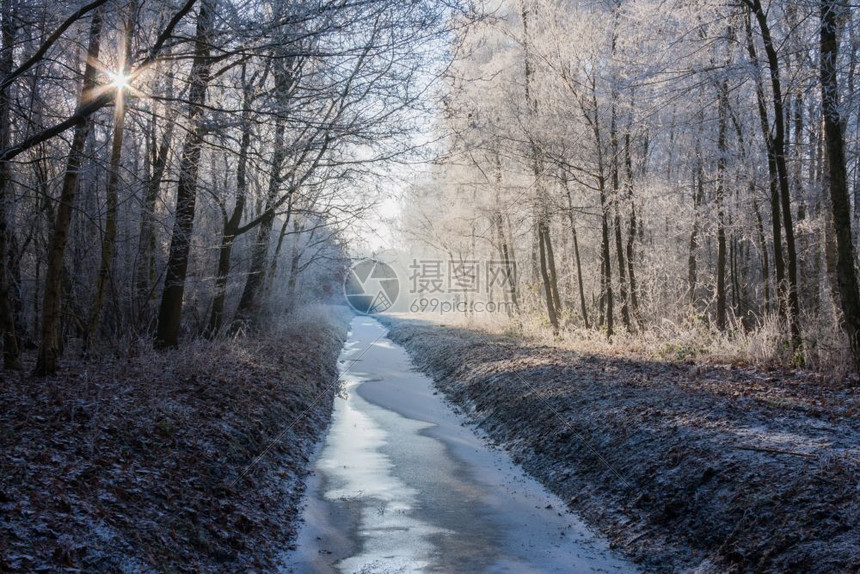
[2, 0, 860, 572]
[401, 0, 860, 373]
[1, 0, 859, 373]
[0, 0, 460, 373]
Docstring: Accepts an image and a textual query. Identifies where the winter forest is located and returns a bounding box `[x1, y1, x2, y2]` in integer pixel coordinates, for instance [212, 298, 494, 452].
[3, 0, 860, 571]
[405, 0, 860, 373]
[2, 0, 860, 374]
[0, 0, 461, 374]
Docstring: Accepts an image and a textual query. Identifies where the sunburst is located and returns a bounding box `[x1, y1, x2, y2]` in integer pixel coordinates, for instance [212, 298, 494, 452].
[107, 70, 132, 91]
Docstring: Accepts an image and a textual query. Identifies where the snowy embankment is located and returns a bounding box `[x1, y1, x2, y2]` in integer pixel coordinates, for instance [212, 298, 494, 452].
[1, 305, 351, 572]
[381, 316, 860, 573]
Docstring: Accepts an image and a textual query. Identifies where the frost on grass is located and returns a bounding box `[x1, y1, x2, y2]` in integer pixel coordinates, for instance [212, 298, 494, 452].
[383, 316, 860, 573]
[0, 306, 350, 572]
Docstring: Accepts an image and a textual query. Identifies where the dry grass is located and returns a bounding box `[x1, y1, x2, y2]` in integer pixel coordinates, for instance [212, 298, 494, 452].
[394, 306, 855, 378]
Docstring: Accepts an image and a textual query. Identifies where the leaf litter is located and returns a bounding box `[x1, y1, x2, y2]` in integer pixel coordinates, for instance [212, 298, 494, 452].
[0, 306, 350, 572]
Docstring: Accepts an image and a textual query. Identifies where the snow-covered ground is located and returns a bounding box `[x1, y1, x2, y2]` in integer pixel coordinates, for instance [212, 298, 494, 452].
[288, 316, 636, 573]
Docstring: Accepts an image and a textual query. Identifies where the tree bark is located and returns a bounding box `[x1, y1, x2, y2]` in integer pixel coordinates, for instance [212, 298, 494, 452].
[610, 93, 630, 332]
[34, 7, 104, 374]
[0, 0, 21, 369]
[745, 9, 787, 323]
[820, 0, 860, 368]
[136, 68, 175, 321]
[624, 130, 640, 326]
[519, 0, 559, 331]
[86, 12, 134, 349]
[206, 69, 253, 337]
[155, 0, 215, 348]
[544, 222, 562, 317]
[268, 189, 299, 291]
[232, 117, 286, 329]
[538, 220, 559, 333]
[753, 197, 770, 313]
[716, 75, 729, 331]
[599, 180, 613, 339]
[564, 176, 589, 328]
[747, 0, 802, 348]
[608, 11, 629, 332]
[587, 80, 613, 338]
[689, 121, 704, 306]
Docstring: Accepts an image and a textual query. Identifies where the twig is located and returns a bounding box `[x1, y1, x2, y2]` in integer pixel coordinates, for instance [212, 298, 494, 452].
[736, 445, 813, 458]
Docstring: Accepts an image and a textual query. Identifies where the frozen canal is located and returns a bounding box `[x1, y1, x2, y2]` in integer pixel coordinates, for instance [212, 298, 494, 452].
[288, 316, 636, 573]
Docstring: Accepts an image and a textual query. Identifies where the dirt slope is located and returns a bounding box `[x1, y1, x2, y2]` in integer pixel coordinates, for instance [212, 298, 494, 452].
[1, 306, 350, 572]
[383, 317, 860, 573]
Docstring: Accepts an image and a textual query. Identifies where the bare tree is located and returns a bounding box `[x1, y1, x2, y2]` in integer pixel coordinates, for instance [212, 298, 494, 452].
[820, 0, 860, 367]
[0, 0, 21, 369]
[34, 6, 105, 375]
[155, 0, 215, 348]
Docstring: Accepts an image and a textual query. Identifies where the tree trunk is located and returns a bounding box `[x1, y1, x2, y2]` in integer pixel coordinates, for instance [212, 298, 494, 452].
[745, 9, 787, 325]
[283, 219, 304, 313]
[599, 182, 613, 339]
[504, 214, 519, 312]
[543, 221, 562, 317]
[587, 81, 613, 338]
[230, 50, 305, 329]
[86, 13, 133, 349]
[206, 73, 253, 337]
[496, 213, 519, 313]
[820, 0, 860, 367]
[716, 76, 729, 331]
[519, 0, 558, 330]
[0, 0, 20, 369]
[136, 66, 175, 321]
[232, 117, 286, 329]
[689, 124, 704, 305]
[564, 177, 589, 328]
[492, 150, 518, 313]
[748, 0, 802, 348]
[610, 96, 630, 332]
[613, 204, 629, 331]
[538, 220, 559, 333]
[753, 197, 771, 313]
[34, 7, 104, 374]
[155, 0, 214, 348]
[624, 131, 641, 326]
[268, 191, 297, 290]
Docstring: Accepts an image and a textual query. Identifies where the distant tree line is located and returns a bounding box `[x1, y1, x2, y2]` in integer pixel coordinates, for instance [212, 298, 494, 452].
[406, 0, 860, 370]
